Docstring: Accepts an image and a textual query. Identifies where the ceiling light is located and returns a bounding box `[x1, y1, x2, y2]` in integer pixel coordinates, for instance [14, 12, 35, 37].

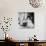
[29, 0, 43, 8]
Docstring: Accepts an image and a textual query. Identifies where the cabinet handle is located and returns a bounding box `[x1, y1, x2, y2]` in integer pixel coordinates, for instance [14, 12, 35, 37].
[20, 43, 24, 46]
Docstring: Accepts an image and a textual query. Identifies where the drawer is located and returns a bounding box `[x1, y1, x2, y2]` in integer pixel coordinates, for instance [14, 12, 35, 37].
[16, 43, 28, 46]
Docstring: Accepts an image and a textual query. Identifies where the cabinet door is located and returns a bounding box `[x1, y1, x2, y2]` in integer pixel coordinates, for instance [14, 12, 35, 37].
[34, 43, 38, 46]
[38, 43, 46, 46]
[16, 43, 20, 46]
[24, 43, 28, 46]
[43, 43, 46, 46]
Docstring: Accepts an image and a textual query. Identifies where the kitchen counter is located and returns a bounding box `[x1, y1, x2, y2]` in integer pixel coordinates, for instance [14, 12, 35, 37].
[12, 40, 46, 43]
[5, 38, 46, 43]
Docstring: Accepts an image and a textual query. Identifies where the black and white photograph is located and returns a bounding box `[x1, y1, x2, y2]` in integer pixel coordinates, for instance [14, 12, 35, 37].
[18, 12, 34, 28]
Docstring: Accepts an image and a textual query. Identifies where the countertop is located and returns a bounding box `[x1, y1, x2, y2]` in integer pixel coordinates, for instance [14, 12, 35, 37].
[6, 39, 46, 43]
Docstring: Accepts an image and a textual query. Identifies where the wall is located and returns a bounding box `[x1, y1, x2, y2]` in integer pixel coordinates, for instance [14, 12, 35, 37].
[0, 0, 46, 40]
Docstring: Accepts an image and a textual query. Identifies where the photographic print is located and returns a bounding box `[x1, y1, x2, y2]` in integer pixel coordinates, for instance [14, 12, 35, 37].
[18, 12, 34, 29]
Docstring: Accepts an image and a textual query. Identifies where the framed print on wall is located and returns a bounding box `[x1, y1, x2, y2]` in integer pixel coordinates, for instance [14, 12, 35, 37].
[18, 12, 35, 29]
